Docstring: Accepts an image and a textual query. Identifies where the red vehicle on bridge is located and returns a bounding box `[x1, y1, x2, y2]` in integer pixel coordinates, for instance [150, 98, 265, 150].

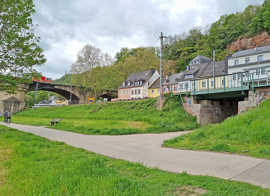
[32, 76, 52, 83]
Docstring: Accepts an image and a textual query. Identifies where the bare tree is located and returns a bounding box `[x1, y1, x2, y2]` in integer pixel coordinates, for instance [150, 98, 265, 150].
[70, 44, 114, 98]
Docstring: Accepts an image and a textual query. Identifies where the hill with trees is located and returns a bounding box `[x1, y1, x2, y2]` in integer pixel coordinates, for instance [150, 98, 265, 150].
[55, 0, 270, 94]
[163, 0, 270, 71]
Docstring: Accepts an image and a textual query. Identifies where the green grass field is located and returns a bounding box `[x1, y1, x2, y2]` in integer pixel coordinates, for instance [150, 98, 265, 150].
[11, 97, 198, 135]
[1, 125, 269, 196]
[164, 99, 270, 159]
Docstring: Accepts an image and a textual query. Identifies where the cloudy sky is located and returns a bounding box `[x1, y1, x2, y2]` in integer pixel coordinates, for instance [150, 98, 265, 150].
[33, 0, 264, 79]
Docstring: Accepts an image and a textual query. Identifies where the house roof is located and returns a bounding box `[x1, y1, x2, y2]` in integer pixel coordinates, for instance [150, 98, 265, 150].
[149, 78, 160, 89]
[163, 60, 227, 84]
[189, 55, 212, 66]
[232, 45, 270, 58]
[119, 69, 157, 89]
[196, 61, 226, 78]
[163, 72, 185, 85]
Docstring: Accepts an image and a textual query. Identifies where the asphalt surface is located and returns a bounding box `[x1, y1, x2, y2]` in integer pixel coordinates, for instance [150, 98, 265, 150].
[1, 122, 270, 189]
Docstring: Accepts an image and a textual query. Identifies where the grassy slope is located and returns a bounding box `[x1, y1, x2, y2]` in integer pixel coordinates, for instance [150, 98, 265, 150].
[164, 99, 270, 159]
[12, 97, 198, 135]
[0, 125, 269, 196]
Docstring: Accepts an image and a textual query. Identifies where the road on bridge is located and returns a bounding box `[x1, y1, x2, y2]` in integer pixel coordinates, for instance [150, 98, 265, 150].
[1, 122, 270, 189]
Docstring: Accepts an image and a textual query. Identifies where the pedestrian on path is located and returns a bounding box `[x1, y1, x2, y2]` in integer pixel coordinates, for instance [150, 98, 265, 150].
[4, 111, 8, 123]
[7, 111, 11, 123]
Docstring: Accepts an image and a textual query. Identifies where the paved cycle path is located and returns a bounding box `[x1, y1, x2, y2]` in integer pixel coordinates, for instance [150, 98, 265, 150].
[1, 122, 270, 189]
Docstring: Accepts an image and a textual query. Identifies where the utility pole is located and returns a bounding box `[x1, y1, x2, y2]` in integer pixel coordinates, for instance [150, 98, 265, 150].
[213, 50, 216, 89]
[69, 71, 72, 104]
[34, 82, 38, 106]
[160, 32, 167, 100]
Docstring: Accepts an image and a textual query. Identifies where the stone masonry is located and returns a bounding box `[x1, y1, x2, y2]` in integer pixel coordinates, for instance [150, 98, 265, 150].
[0, 90, 25, 116]
[239, 88, 270, 113]
[184, 96, 238, 125]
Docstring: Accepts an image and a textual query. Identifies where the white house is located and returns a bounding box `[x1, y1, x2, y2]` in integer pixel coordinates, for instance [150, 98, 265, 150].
[227, 45, 270, 80]
[118, 69, 160, 100]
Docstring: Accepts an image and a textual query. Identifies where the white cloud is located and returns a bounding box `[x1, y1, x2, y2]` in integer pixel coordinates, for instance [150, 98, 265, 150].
[32, 0, 264, 79]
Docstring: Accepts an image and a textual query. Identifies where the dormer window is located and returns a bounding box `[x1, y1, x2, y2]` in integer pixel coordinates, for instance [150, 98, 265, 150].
[257, 55, 263, 63]
[122, 82, 125, 87]
[128, 81, 131, 86]
[184, 74, 193, 79]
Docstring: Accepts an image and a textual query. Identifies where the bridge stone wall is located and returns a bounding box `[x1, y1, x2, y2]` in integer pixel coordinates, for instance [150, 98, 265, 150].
[0, 91, 25, 116]
[239, 88, 270, 113]
[184, 97, 238, 125]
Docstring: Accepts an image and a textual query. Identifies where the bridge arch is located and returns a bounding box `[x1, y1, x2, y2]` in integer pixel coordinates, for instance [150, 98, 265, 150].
[28, 82, 91, 104]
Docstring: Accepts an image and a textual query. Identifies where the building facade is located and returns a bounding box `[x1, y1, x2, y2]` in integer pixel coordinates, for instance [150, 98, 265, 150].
[148, 79, 160, 98]
[118, 69, 160, 100]
[227, 45, 270, 80]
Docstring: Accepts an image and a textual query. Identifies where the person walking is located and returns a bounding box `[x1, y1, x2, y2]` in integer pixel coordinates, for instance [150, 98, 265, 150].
[7, 111, 11, 123]
[4, 111, 8, 123]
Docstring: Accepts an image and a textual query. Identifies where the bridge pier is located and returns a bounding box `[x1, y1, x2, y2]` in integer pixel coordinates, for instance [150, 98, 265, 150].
[184, 97, 238, 125]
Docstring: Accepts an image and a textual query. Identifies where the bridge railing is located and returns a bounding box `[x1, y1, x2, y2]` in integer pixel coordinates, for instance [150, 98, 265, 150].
[191, 72, 252, 95]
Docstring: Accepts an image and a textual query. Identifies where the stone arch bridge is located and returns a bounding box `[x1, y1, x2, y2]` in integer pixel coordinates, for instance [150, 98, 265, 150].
[0, 82, 92, 115]
[0, 81, 117, 115]
[28, 81, 92, 104]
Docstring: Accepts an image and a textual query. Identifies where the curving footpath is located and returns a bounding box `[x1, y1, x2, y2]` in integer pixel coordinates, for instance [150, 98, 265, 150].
[1, 122, 270, 189]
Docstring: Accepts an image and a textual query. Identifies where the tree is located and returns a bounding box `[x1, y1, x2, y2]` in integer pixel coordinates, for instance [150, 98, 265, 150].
[0, 0, 46, 92]
[70, 44, 114, 97]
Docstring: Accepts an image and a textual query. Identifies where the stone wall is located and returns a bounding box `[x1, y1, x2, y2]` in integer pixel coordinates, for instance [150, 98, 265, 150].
[0, 91, 25, 116]
[239, 88, 270, 113]
[184, 97, 238, 125]
[183, 96, 201, 123]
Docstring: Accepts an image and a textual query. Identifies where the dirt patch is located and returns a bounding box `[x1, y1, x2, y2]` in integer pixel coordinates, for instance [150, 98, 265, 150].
[173, 186, 207, 196]
[0, 149, 12, 187]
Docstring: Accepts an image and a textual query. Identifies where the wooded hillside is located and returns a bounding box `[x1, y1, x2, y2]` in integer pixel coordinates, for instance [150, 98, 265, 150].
[57, 0, 270, 93]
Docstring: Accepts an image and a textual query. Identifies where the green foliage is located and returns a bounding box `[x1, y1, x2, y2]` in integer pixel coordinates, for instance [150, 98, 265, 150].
[0, 0, 46, 92]
[24, 91, 65, 108]
[71, 47, 178, 92]
[163, 2, 267, 71]
[164, 99, 270, 159]
[12, 97, 198, 135]
[1, 126, 269, 195]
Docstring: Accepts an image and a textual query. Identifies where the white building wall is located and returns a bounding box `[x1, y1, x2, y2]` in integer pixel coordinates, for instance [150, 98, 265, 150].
[228, 51, 270, 80]
[228, 52, 270, 67]
[130, 87, 144, 99]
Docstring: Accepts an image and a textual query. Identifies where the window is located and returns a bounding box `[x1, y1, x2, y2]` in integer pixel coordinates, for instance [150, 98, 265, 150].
[234, 59, 239, 65]
[238, 73, 242, 80]
[261, 67, 266, 75]
[202, 81, 206, 88]
[222, 79, 225, 85]
[138, 89, 141, 94]
[131, 90, 134, 95]
[152, 90, 154, 93]
[185, 83, 189, 90]
[174, 86, 177, 91]
[185, 74, 193, 79]
[256, 68, 260, 76]
[233, 74, 236, 80]
[257, 55, 263, 63]
[245, 57, 250, 64]
[211, 80, 214, 87]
